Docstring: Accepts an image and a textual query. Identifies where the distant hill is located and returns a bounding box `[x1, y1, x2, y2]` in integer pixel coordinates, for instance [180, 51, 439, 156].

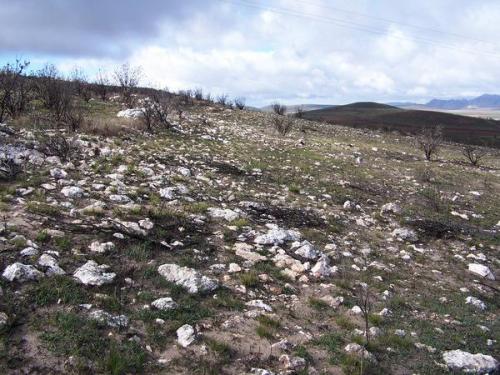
[302, 102, 500, 147]
[260, 104, 334, 113]
[392, 94, 500, 110]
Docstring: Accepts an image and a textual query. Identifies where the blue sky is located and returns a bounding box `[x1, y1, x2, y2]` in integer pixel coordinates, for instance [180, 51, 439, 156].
[1, 0, 499, 107]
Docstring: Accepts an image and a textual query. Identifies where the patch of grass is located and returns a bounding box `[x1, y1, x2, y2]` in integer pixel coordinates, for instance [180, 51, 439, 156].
[54, 235, 72, 251]
[314, 333, 343, 353]
[308, 297, 329, 311]
[368, 314, 383, 327]
[256, 324, 275, 340]
[40, 312, 106, 360]
[254, 261, 292, 283]
[105, 341, 147, 375]
[204, 337, 232, 362]
[29, 276, 89, 306]
[230, 217, 249, 228]
[210, 289, 244, 311]
[125, 242, 152, 261]
[336, 315, 356, 331]
[257, 315, 281, 329]
[26, 201, 63, 216]
[239, 271, 260, 288]
[294, 345, 313, 363]
[35, 229, 50, 243]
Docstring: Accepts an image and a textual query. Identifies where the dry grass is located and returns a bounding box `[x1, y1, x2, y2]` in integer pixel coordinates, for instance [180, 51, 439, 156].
[81, 116, 145, 136]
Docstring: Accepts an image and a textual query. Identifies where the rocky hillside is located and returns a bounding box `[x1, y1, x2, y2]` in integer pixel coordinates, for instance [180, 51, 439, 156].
[0, 99, 499, 374]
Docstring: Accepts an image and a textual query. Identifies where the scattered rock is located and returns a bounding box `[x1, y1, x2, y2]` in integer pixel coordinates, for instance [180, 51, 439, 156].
[157, 264, 218, 294]
[177, 324, 196, 347]
[442, 349, 498, 374]
[2, 263, 44, 282]
[73, 260, 116, 286]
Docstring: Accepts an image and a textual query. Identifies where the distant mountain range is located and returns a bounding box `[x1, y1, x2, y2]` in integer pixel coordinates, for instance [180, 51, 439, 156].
[301, 102, 500, 147]
[389, 94, 500, 110]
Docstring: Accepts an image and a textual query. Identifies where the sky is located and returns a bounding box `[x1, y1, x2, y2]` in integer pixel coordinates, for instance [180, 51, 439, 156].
[1, 0, 499, 107]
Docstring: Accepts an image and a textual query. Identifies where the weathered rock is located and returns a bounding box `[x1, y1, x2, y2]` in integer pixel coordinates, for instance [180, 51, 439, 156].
[466, 296, 486, 310]
[468, 263, 495, 281]
[442, 349, 498, 374]
[61, 186, 84, 198]
[89, 241, 115, 254]
[380, 202, 401, 215]
[208, 208, 240, 221]
[157, 264, 218, 294]
[50, 168, 67, 179]
[293, 240, 320, 260]
[89, 309, 129, 328]
[234, 243, 266, 262]
[2, 263, 44, 282]
[151, 297, 178, 311]
[38, 254, 65, 275]
[344, 343, 375, 361]
[176, 324, 196, 347]
[246, 299, 272, 312]
[279, 354, 306, 371]
[73, 260, 116, 286]
[391, 228, 418, 242]
[254, 228, 301, 245]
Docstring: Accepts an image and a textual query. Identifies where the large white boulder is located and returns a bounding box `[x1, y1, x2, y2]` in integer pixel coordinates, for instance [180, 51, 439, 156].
[157, 264, 218, 294]
[208, 208, 240, 222]
[442, 349, 498, 374]
[38, 254, 65, 275]
[2, 263, 44, 282]
[117, 108, 144, 119]
[176, 324, 196, 347]
[254, 228, 301, 245]
[61, 186, 84, 199]
[468, 263, 495, 281]
[151, 297, 178, 311]
[73, 260, 116, 286]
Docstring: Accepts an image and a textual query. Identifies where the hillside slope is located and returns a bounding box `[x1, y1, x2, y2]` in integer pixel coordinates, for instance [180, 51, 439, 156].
[0, 98, 499, 374]
[303, 102, 500, 147]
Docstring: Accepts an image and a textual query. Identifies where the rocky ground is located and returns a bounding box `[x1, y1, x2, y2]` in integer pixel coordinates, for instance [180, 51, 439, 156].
[0, 99, 498, 374]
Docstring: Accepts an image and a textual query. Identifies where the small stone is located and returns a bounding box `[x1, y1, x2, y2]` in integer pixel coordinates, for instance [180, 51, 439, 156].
[176, 324, 196, 347]
[151, 297, 178, 311]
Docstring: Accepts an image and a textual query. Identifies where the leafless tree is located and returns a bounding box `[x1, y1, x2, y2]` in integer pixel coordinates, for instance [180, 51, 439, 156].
[0, 59, 31, 122]
[141, 91, 173, 132]
[39, 133, 76, 162]
[234, 97, 246, 110]
[114, 63, 142, 108]
[295, 106, 305, 119]
[416, 125, 443, 161]
[462, 145, 488, 167]
[70, 67, 91, 102]
[271, 102, 287, 116]
[35, 64, 73, 119]
[94, 69, 110, 101]
[217, 94, 229, 106]
[193, 88, 204, 100]
[272, 116, 294, 136]
[356, 283, 372, 345]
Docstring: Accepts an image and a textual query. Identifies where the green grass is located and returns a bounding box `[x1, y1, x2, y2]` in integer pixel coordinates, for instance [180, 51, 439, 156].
[239, 271, 260, 288]
[105, 341, 147, 375]
[26, 201, 63, 216]
[29, 276, 89, 306]
[308, 297, 329, 311]
[125, 242, 152, 261]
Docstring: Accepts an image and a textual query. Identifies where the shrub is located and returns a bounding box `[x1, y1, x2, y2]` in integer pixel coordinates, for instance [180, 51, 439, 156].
[93, 68, 110, 101]
[462, 145, 488, 167]
[39, 133, 76, 162]
[35, 64, 73, 119]
[271, 102, 287, 116]
[0, 59, 31, 122]
[0, 157, 23, 181]
[217, 94, 229, 106]
[141, 91, 173, 132]
[114, 63, 142, 108]
[416, 125, 443, 161]
[234, 97, 245, 110]
[272, 116, 294, 136]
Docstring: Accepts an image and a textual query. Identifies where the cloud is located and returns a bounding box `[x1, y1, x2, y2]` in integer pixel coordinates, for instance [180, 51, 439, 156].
[1, 0, 499, 105]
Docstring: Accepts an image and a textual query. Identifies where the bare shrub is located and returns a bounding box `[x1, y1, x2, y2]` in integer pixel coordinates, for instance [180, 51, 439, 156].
[193, 88, 204, 101]
[39, 133, 76, 162]
[234, 97, 246, 110]
[0, 59, 31, 122]
[272, 116, 294, 136]
[415, 166, 435, 183]
[0, 157, 23, 181]
[114, 63, 142, 108]
[94, 69, 110, 101]
[271, 102, 287, 116]
[141, 91, 173, 132]
[217, 94, 229, 106]
[35, 64, 73, 119]
[178, 90, 193, 105]
[462, 145, 488, 167]
[356, 284, 372, 345]
[416, 125, 443, 161]
[295, 107, 305, 119]
[70, 67, 91, 102]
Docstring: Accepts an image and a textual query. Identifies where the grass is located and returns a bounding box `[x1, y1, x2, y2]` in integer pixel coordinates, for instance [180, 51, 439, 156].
[239, 271, 260, 288]
[105, 341, 147, 375]
[125, 242, 152, 261]
[308, 297, 330, 311]
[256, 315, 281, 339]
[26, 201, 63, 216]
[29, 276, 89, 306]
